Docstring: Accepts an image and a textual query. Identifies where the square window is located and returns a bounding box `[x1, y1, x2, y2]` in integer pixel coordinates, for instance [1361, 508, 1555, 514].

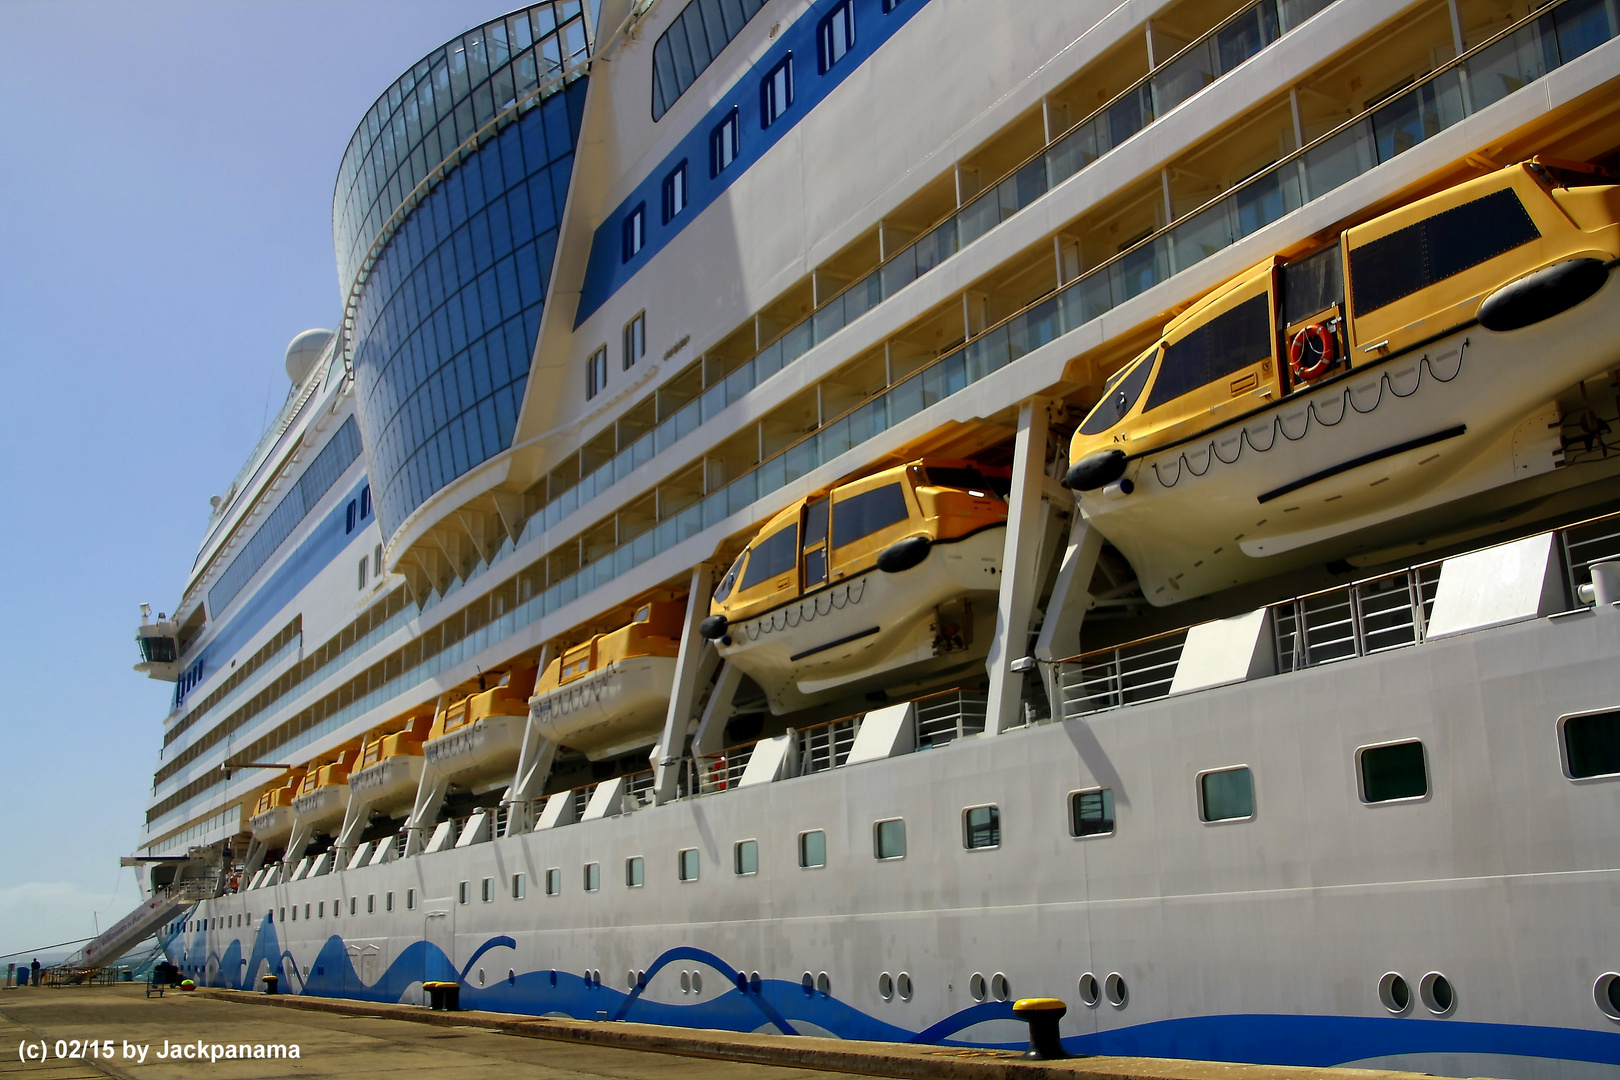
[1562, 709, 1620, 779]
[1199, 766, 1255, 822]
[1358, 741, 1429, 802]
[760, 56, 793, 127]
[710, 110, 738, 176]
[874, 818, 906, 860]
[622, 312, 645, 370]
[734, 839, 758, 875]
[1070, 788, 1116, 837]
[406, 888, 416, 911]
[818, 1, 855, 73]
[458, 881, 469, 905]
[481, 877, 494, 903]
[798, 829, 826, 868]
[625, 857, 643, 888]
[621, 203, 645, 262]
[678, 848, 700, 882]
[546, 868, 562, 896]
[585, 862, 601, 892]
[661, 161, 688, 223]
[586, 345, 608, 399]
[963, 805, 1000, 849]
[511, 873, 526, 900]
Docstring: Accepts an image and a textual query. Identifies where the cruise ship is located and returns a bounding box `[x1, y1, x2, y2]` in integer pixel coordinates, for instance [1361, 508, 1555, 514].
[104, 0, 1620, 1075]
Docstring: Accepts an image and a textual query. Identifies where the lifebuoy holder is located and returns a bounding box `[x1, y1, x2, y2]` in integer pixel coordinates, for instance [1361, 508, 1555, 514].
[1288, 321, 1338, 382]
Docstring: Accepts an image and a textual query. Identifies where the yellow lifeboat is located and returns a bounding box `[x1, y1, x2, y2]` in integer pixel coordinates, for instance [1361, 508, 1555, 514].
[1066, 160, 1620, 605]
[248, 769, 305, 846]
[346, 708, 434, 817]
[290, 742, 361, 832]
[528, 601, 684, 760]
[420, 666, 539, 791]
[701, 458, 1008, 714]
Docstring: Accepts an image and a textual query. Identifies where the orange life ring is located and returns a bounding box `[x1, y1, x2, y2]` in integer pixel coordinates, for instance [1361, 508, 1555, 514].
[710, 756, 727, 791]
[1288, 322, 1337, 382]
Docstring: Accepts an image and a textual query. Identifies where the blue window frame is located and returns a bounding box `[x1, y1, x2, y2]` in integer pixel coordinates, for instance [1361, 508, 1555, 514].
[662, 161, 688, 223]
[345, 500, 358, 534]
[818, 1, 855, 73]
[621, 203, 646, 262]
[359, 484, 372, 520]
[761, 55, 793, 128]
[710, 109, 739, 176]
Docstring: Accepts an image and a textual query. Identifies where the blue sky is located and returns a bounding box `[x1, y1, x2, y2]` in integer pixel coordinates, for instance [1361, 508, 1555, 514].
[0, 0, 509, 963]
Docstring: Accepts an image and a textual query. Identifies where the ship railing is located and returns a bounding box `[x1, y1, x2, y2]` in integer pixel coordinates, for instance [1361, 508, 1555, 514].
[914, 687, 989, 747]
[625, 769, 657, 808]
[793, 713, 863, 777]
[1562, 510, 1620, 602]
[1272, 564, 1441, 672]
[694, 741, 754, 793]
[1057, 629, 1190, 718]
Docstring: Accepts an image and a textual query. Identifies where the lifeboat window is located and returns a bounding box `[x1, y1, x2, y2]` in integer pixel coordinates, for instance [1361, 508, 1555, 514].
[803, 498, 830, 588]
[1144, 293, 1272, 413]
[740, 524, 799, 590]
[831, 483, 909, 548]
[922, 465, 1009, 498]
[1280, 243, 1345, 325]
[1079, 349, 1156, 435]
[714, 552, 745, 602]
[1349, 188, 1539, 316]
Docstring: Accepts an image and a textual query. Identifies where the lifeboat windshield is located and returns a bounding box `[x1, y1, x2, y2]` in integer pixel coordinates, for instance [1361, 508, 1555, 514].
[1078, 345, 1158, 436]
[713, 551, 745, 603]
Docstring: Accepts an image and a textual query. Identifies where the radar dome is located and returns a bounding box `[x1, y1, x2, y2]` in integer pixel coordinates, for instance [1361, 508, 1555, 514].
[285, 328, 335, 385]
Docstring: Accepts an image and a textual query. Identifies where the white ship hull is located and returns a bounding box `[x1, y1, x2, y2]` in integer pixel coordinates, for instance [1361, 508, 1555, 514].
[530, 656, 679, 760]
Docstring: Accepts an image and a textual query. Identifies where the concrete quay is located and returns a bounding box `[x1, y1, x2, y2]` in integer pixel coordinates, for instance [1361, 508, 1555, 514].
[0, 985, 1497, 1080]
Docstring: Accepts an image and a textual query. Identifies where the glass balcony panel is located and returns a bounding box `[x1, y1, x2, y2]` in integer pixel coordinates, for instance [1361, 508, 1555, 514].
[728, 473, 758, 515]
[725, 362, 754, 405]
[813, 301, 846, 343]
[888, 373, 924, 424]
[881, 246, 918, 298]
[964, 325, 1011, 380]
[781, 318, 814, 363]
[958, 189, 1001, 247]
[1215, 1, 1280, 74]
[1047, 119, 1100, 186]
[702, 493, 726, 529]
[1279, 0, 1334, 31]
[756, 452, 786, 495]
[699, 382, 726, 422]
[1008, 297, 1059, 361]
[1551, 0, 1615, 63]
[1111, 237, 1170, 302]
[1302, 119, 1375, 199]
[784, 439, 816, 483]
[1153, 42, 1215, 116]
[1465, 23, 1548, 111]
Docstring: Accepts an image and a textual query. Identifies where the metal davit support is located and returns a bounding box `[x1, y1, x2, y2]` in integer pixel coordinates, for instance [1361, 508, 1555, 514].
[653, 564, 717, 805]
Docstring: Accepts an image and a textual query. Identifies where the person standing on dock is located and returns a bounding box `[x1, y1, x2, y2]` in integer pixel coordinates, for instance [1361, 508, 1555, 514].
[29, 959, 39, 986]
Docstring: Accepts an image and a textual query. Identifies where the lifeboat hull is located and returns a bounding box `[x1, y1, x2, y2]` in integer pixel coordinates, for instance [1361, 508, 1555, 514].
[347, 754, 425, 817]
[717, 527, 1004, 714]
[291, 784, 349, 832]
[249, 805, 293, 846]
[530, 655, 679, 760]
[422, 713, 527, 791]
[1081, 271, 1620, 606]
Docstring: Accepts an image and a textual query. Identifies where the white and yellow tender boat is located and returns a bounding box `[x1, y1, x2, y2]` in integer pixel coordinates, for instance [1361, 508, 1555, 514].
[346, 709, 434, 817]
[290, 743, 360, 832]
[420, 666, 538, 792]
[1066, 160, 1620, 605]
[701, 458, 1008, 714]
[528, 601, 684, 760]
[247, 770, 304, 847]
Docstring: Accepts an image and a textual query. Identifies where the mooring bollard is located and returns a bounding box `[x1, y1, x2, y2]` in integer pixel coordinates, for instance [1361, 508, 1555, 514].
[262, 974, 278, 995]
[1012, 998, 1069, 1060]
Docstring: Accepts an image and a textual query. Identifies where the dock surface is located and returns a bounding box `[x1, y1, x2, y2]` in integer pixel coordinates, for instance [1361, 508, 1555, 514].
[0, 985, 1488, 1080]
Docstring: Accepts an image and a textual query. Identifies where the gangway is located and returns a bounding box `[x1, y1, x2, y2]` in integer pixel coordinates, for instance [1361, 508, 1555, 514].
[60, 891, 185, 972]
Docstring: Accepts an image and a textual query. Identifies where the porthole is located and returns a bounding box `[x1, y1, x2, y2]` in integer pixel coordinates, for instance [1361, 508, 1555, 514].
[1104, 972, 1128, 1008]
[1594, 972, 1620, 1020]
[991, 973, 1010, 1001]
[816, 972, 831, 996]
[1420, 971, 1455, 1015]
[969, 972, 988, 1001]
[801, 972, 814, 996]
[692, 971, 702, 994]
[896, 972, 912, 1001]
[477, 968, 485, 986]
[507, 969, 516, 985]
[638, 970, 647, 989]
[1378, 972, 1411, 1013]
[1078, 973, 1100, 1007]
[879, 972, 894, 1000]
[627, 970, 637, 990]
[751, 971, 763, 994]
[681, 971, 692, 994]
[737, 973, 748, 993]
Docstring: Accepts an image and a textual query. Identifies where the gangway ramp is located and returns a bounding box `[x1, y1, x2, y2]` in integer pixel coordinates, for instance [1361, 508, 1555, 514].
[63, 891, 184, 971]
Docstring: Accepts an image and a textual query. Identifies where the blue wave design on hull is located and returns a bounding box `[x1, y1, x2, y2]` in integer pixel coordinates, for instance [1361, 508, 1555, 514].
[167, 930, 1620, 1068]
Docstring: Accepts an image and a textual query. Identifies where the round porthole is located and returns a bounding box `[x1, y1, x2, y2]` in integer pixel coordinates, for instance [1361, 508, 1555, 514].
[627, 970, 637, 990]
[896, 972, 913, 1001]
[1104, 972, 1128, 1008]
[593, 969, 602, 985]
[816, 972, 831, 996]
[1594, 973, 1620, 1020]
[477, 968, 485, 986]
[969, 972, 988, 1001]
[1378, 972, 1410, 1013]
[508, 969, 516, 986]
[692, 971, 703, 994]
[737, 972, 748, 993]
[1078, 973, 1100, 1007]
[750, 971, 763, 994]
[1420, 972, 1455, 1015]
[638, 970, 647, 989]
[681, 971, 692, 994]
[991, 973, 1010, 1001]
[801, 972, 814, 996]
[878, 972, 894, 1000]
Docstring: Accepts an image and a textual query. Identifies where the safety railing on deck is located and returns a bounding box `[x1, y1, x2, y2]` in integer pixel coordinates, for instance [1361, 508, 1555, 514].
[794, 714, 862, 776]
[915, 687, 988, 747]
[1272, 565, 1441, 671]
[1058, 629, 1189, 718]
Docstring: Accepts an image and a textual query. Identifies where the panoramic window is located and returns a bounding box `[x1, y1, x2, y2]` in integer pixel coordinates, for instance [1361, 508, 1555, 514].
[734, 839, 758, 875]
[586, 346, 608, 400]
[622, 203, 646, 261]
[1350, 188, 1540, 315]
[1200, 766, 1255, 822]
[678, 848, 700, 882]
[740, 523, 799, 590]
[1070, 788, 1116, 837]
[651, 0, 769, 121]
[623, 312, 645, 370]
[818, 1, 855, 72]
[874, 818, 906, 860]
[1358, 741, 1429, 802]
[761, 55, 794, 127]
[625, 856, 645, 887]
[711, 109, 739, 176]
[1145, 293, 1271, 412]
[963, 805, 1001, 849]
[799, 829, 827, 868]
[662, 161, 688, 222]
[831, 483, 909, 548]
[1562, 709, 1620, 779]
